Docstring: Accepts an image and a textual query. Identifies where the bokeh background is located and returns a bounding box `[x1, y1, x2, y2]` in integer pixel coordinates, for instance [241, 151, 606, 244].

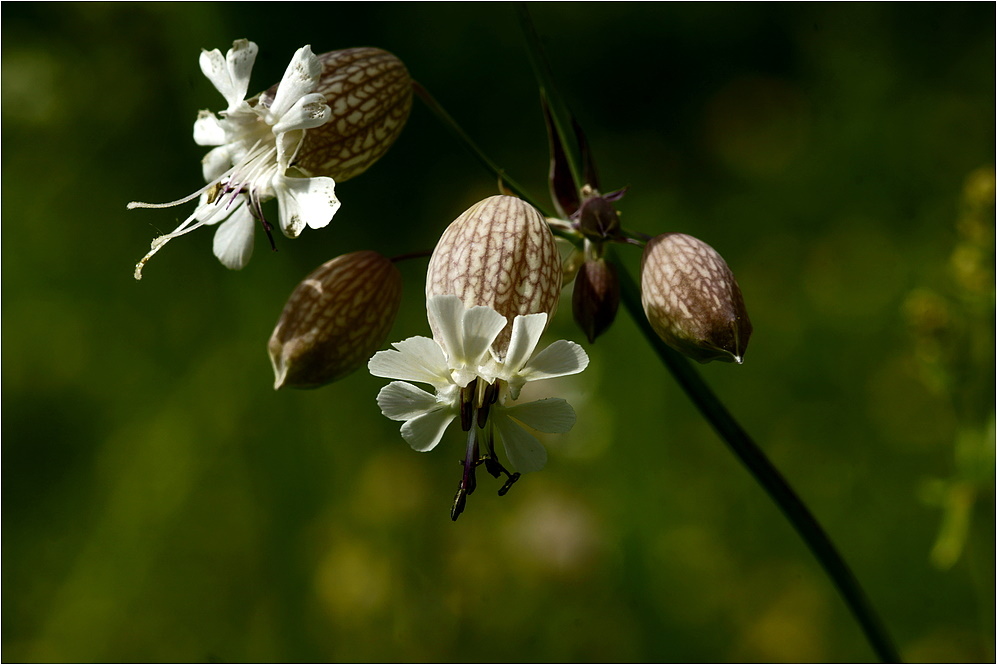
[3, 3, 994, 662]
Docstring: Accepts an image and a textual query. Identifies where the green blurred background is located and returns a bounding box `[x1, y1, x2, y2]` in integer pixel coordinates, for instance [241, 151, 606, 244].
[3, 3, 994, 662]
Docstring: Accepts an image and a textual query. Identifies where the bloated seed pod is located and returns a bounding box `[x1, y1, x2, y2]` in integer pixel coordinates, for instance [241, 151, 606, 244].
[573, 258, 620, 343]
[426, 195, 562, 355]
[269, 251, 402, 389]
[261, 47, 412, 183]
[640, 233, 752, 364]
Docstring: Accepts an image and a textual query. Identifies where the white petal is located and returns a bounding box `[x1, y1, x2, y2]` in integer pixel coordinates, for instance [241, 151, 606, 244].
[275, 128, 305, 172]
[211, 204, 255, 270]
[199, 40, 258, 111]
[272, 174, 340, 238]
[492, 414, 548, 473]
[520, 340, 590, 382]
[223, 39, 257, 105]
[368, 337, 451, 387]
[272, 92, 331, 135]
[198, 48, 230, 98]
[376, 381, 440, 421]
[501, 398, 576, 434]
[426, 295, 466, 362]
[400, 407, 457, 453]
[501, 312, 547, 371]
[194, 111, 227, 147]
[459, 305, 508, 366]
[201, 145, 233, 182]
[267, 45, 321, 120]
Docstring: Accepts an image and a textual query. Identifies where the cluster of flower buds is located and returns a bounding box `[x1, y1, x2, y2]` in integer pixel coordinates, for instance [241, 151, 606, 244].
[132, 39, 754, 521]
[542, 98, 752, 363]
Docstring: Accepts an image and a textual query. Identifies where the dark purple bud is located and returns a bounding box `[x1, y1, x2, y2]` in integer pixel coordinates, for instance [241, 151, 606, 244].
[577, 194, 621, 241]
[573, 258, 620, 343]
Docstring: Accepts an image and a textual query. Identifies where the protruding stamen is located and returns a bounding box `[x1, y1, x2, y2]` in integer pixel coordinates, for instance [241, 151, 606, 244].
[498, 473, 521, 497]
[451, 413, 480, 522]
[133, 207, 204, 280]
[126, 181, 216, 210]
[477, 426, 520, 496]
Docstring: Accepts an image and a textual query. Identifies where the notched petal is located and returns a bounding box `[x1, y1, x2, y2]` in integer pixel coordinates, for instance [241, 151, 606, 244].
[400, 407, 457, 453]
[367, 337, 451, 387]
[273, 174, 340, 237]
[520, 340, 590, 382]
[376, 381, 440, 421]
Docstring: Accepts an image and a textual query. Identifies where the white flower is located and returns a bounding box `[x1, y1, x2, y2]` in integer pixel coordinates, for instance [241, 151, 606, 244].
[129, 39, 341, 279]
[368, 295, 589, 473]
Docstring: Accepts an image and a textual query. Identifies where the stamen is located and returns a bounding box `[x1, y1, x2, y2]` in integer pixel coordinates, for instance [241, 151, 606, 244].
[126, 180, 218, 210]
[458, 380, 477, 431]
[498, 473, 521, 497]
[477, 426, 520, 496]
[133, 208, 202, 280]
[451, 418, 480, 522]
[477, 382, 499, 428]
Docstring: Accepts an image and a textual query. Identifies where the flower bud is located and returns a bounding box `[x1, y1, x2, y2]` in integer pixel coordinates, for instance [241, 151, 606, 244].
[269, 251, 402, 389]
[426, 195, 562, 355]
[640, 233, 752, 363]
[577, 194, 621, 241]
[573, 258, 620, 343]
[262, 47, 412, 183]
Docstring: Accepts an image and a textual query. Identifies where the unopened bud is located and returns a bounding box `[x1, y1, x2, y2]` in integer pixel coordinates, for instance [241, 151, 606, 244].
[269, 251, 402, 389]
[640, 233, 752, 363]
[573, 258, 620, 343]
[263, 47, 412, 182]
[426, 195, 562, 355]
[577, 194, 621, 241]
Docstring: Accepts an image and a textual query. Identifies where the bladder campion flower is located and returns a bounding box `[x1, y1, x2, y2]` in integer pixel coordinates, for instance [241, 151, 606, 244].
[129, 40, 412, 279]
[368, 295, 588, 519]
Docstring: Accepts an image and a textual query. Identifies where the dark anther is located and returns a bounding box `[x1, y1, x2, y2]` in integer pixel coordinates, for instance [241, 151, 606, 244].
[450, 487, 467, 521]
[481, 452, 518, 494]
[498, 473, 521, 497]
[483, 455, 503, 479]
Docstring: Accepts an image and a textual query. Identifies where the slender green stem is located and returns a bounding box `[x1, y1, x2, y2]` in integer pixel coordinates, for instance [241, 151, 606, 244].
[411, 81, 539, 206]
[616, 263, 901, 663]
